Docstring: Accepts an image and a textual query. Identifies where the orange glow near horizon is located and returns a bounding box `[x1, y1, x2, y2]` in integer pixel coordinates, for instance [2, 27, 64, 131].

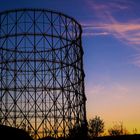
[86, 83, 140, 135]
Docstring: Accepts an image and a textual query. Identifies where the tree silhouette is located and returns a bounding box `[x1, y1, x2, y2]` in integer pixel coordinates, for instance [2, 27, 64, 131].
[108, 122, 129, 136]
[88, 116, 104, 138]
[133, 128, 138, 134]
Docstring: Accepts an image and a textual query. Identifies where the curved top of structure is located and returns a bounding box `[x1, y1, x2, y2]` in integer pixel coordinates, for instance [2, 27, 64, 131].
[0, 8, 82, 37]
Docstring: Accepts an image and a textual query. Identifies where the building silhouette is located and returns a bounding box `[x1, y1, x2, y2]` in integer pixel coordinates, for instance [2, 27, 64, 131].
[0, 9, 86, 139]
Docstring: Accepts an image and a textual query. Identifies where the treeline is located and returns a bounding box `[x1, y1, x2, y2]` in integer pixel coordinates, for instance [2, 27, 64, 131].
[69, 115, 138, 139]
[0, 116, 139, 140]
[39, 115, 139, 140]
[88, 115, 130, 137]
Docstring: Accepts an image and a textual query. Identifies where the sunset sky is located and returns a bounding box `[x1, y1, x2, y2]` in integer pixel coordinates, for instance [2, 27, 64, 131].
[0, 0, 140, 134]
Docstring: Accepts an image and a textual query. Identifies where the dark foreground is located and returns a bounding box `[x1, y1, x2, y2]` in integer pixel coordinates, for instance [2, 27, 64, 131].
[92, 135, 140, 140]
[42, 135, 140, 140]
[0, 125, 140, 140]
[0, 125, 33, 140]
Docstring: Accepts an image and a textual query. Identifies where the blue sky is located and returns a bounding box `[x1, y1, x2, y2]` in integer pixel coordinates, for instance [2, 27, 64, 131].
[0, 0, 140, 133]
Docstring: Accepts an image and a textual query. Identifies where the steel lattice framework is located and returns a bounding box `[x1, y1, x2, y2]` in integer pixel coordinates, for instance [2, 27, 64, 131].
[0, 9, 87, 139]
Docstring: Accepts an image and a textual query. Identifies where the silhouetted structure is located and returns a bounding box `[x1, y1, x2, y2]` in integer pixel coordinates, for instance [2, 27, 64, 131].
[0, 9, 87, 139]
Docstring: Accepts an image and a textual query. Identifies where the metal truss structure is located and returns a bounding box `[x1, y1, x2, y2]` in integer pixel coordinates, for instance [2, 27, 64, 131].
[0, 9, 87, 139]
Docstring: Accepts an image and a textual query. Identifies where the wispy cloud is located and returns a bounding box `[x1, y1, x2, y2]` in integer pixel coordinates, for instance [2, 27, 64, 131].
[87, 83, 130, 100]
[83, 22, 140, 46]
[82, 0, 140, 45]
[86, 0, 134, 18]
[83, 31, 109, 36]
[82, 0, 140, 67]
